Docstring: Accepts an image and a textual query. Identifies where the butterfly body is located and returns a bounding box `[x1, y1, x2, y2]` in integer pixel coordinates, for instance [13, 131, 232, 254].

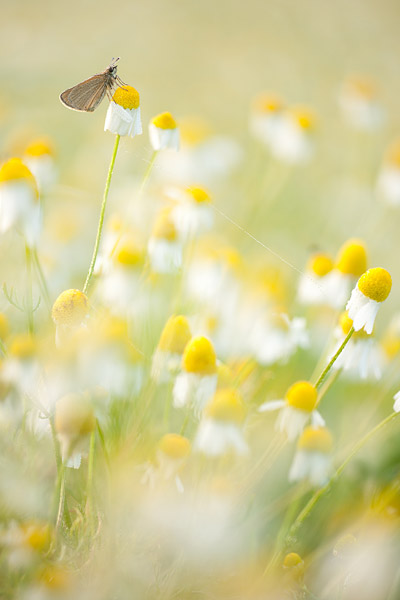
[60, 59, 122, 112]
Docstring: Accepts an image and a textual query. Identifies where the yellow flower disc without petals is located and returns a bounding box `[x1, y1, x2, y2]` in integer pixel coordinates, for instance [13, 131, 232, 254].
[357, 268, 392, 302]
[39, 565, 70, 590]
[116, 240, 143, 266]
[336, 239, 367, 276]
[182, 336, 217, 375]
[51, 289, 89, 326]
[205, 388, 246, 425]
[253, 92, 284, 114]
[158, 433, 191, 459]
[22, 522, 51, 551]
[339, 311, 353, 335]
[55, 393, 95, 436]
[152, 112, 177, 129]
[308, 253, 334, 277]
[290, 106, 316, 130]
[112, 86, 140, 109]
[286, 381, 317, 412]
[298, 426, 333, 453]
[283, 552, 304, 568]
[10, 334, 36, 359]
[158, 315, 192, 354]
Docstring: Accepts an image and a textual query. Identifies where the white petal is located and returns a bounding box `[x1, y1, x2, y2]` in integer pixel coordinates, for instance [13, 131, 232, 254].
[258, 399, 285, 412]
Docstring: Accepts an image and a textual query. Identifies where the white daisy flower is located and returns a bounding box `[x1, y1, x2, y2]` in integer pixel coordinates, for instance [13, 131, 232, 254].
[142, 434, 191, 493]
[169, 185, 214, 239]
[24, 137, 57, 193]
[152, 315, 192, 384]
[0, 158, 41, 247]
[259, 381, 324, 441]
[147, 208, 183, 274]
[249, 92, 285, 147]
[269, 106, 316, 165]
[173, 336, 218, 417]
[149, 111, 180, 151]
[323, 239, 368, 309]
[297, 252, 334, 306]
[346, 267, 392, 335]
[338, 77, 384, 132]
[194, 388, 248, 457]
[289, 426, 333, 487]
[104, 85, 142, 138]
[54, 392, 96, 469]
[377, 140, 400, 207]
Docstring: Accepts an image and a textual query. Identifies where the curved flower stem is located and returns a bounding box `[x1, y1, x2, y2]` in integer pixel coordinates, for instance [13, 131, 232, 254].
[83, 134, 120, 294]
[32, 247, 51, 311]
[286, 411, 399, 543]
[85, 430, 96, 536]
[314, 327, 354, 390]
[139, 150, 158, 195]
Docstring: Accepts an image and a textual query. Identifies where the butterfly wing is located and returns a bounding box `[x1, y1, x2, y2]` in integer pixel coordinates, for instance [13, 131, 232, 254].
[60, 73, 109, 112]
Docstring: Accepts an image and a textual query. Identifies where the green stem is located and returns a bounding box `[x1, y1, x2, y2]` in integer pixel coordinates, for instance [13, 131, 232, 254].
[314, 327, 354, 390]
[25, 244, 34, 334]
[86, 430, 96, 534]
[83, 134, 120, 294]
[55, 461, 66, 532]
[287, 411, 399, 542]
[32, 247, 51, 311]
[139, 150, 158, 194]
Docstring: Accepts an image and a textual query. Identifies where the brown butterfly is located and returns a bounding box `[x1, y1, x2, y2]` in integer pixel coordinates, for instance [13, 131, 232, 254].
[60, 58, 125, 112]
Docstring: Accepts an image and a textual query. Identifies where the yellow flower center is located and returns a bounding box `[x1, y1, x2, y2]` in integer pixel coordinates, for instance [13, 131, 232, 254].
[345, 77, 376, 99]
[286, 381, 318, 412]
[158, 433, 191, 459]
[187, 186, 211, 204]
[283, 552, 303, 568]
[152, 111, 177, 130]
[381, 333, 400, 359]
[298, 426, 333, 453]
[253, 92, 284, 114]
[0, 158, 37, 191]
[338, 311, 353, 335]
[22, 522, 51, 551]
[308, 253, 334, 277]
[152, 209, 177, 241]
[205, 388, 246, 425]
[112, 85, 140, 110]
[39, 565, 70, 590]
[158, 315, 192, 354]
[115, 239, 143, 267]
[336, 239, 367, 276]
[24, 138, 54, 157]
[55, 393, 96, 436]
[9, 334, 36, 359]
[51, 289, 89, 326]
[357, 267, 392, 302]
[290, 106, 316, 130]
[182, 336, 217, 375]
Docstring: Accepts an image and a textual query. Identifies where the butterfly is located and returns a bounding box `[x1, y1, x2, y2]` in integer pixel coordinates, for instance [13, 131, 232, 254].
[59, 58, 125, 112]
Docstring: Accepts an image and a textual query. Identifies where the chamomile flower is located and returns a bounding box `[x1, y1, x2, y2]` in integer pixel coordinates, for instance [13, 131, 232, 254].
[249, 312, 309, 367]
[259, 381, 324, 441]
[157, 434, 191, 492]
[289, 426, 333, 486]
[51, 289, 89, 347]
[346, 268, 392, 334]
[338, 76, 384, 131]
[324, 239, 368, 309]
[0, 157, 41, 247]
[54, 392, 96, 469]
[249, 92, 285, 146]
[104, 85, 142, 137]
[194, 388, 248, 457]
[169, 185, 214, 239]
[147, 207, 183, 274]
[269, 105, 316, 164]
[330, 311, 383, 380]
[152, 315, 192, 383]
[173, 336, 218, 416]
[149, 111, 180, 151]
[377, 140, 400, 207]
[97, 233, 144, 315]
[297, 251, 334, 305]
[23, 137, 57, 193]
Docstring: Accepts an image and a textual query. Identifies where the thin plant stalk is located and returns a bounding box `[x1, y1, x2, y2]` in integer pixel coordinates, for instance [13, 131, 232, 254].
[32, 247, 51, 311]
[139, 150, 158, 195]
[25, 244, 34, 334]
[85, 430, 96, 535]
[314, 327, 354, 390]
[83, 134, 120, 294]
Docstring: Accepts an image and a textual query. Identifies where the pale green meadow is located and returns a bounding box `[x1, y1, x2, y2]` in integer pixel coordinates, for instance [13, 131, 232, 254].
[1, 1, 400, 599]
